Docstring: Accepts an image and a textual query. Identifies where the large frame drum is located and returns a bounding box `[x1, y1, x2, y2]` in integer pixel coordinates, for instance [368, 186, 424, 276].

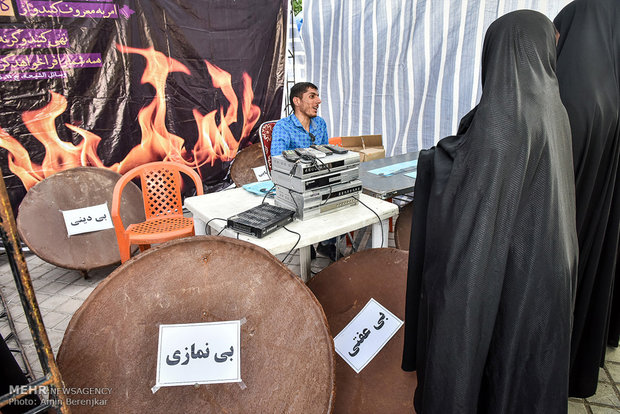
[308, 248, 417, 413]
[57, 236, 335, 413]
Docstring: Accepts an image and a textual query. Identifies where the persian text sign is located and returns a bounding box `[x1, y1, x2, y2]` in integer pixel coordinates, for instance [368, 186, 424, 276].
[0, 29, 69, 49]
[0, 71, 66, 82]
[60, 202, 113, 236]
[17, 0, 118, 18]
[252, 166, 270, 182]
[0, 53, 102, 72]
[333, 298, 403, 373]
[155, 321, 242, 389]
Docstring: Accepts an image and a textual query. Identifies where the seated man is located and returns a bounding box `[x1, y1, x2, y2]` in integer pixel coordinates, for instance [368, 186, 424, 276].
[271, 82, 329, 156]
[271, 82, 336, 261]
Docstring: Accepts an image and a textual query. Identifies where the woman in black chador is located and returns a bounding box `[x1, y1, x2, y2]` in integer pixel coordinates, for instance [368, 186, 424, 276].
[402, 10, 578, 413]
[554, 0, 620, 398]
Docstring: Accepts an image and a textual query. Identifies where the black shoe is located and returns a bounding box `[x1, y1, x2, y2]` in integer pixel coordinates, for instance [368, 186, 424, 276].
[316, 243, 337, 262]
[310, 245, 317, 260]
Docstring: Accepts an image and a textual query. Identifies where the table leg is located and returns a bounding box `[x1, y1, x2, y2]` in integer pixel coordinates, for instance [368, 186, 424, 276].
[371, 219, 390, 248]
[193, 217, 207, 235]
[299, 245, 311, 283]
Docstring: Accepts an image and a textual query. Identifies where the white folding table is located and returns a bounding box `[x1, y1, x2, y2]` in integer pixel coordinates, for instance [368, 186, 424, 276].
[185, 188, 399, 282]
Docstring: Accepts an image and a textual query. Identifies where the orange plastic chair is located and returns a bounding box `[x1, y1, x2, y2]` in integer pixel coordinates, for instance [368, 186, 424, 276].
[259, 120, 278, 176]
[328, 137, 342, 147]
[111, 161, 204, 263]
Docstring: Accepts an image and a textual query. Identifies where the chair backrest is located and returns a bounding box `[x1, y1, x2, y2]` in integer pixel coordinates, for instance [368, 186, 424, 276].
[259, 120, 278, 175]
[113, 161, 203, 222]
[328, 137, 342, 147]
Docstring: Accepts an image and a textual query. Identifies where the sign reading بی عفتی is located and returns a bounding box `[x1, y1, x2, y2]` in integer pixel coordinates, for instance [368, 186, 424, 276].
[333, 298, 403, 374]
[60, 203, 114, 236]
[154, 321, 241, 390]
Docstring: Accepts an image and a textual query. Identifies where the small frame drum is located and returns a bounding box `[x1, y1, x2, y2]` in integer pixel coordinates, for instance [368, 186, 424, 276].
[230, 144, 266, 187]
[16, 167, 144, 271]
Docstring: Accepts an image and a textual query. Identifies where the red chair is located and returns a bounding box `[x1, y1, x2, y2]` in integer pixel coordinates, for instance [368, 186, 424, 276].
[111, 161, 204, 263]
[259, 120, 278, 176]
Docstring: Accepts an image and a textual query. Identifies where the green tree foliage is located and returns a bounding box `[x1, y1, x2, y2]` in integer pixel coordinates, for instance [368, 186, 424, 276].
[292, 0, 302, 16]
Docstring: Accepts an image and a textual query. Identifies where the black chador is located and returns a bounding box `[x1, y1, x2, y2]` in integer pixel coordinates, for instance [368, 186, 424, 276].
[555, 0, 620, 398]
[402, 10, 578, 414]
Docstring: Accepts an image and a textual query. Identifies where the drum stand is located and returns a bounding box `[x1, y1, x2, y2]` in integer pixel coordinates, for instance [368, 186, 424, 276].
[0, 175, 70, 413]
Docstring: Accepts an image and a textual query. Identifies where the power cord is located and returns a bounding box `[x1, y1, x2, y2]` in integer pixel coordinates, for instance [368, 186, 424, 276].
[321, 185, 333, 206]
[281, 225, 301, 263]
[351, 195, 384, 248]
[287, 188, 300, 213]
[204, 217, 228, 235]
[314, 156, 332, 174]
[261, 184, 276, 204]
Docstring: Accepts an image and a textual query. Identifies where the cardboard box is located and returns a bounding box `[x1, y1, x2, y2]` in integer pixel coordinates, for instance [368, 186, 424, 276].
[340, 135, 385, 162]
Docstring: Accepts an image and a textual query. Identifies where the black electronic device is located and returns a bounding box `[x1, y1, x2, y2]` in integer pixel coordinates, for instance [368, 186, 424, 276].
[310, 144, 333, 154]
[295, 147, 326, 159]
[227, 203, 295, 238]
[282, 150, 301, 162]
[323, 144, 348, 154]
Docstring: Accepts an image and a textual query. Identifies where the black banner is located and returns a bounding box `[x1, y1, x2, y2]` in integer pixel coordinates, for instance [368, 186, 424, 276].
[0, 0, 286, 211]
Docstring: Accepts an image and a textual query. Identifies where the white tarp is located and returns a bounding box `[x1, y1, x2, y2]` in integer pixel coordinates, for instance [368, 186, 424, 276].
[299, 0, 571, 154]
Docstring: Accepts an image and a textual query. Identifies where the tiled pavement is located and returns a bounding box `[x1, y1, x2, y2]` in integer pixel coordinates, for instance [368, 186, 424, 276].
[3, 232, 620, 413]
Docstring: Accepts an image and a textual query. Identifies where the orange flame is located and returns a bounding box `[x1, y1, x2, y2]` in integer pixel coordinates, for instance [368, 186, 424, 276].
[0, 45, 261, 189]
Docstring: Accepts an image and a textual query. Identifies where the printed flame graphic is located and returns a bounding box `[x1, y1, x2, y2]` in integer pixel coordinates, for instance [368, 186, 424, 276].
[0, 45, 261, 189]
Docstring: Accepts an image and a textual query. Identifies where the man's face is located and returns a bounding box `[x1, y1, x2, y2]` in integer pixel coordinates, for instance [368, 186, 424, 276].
[294, 88, 321, 118]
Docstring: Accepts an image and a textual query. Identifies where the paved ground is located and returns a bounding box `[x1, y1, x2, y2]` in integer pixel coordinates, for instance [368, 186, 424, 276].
[2, 232, 620, 413]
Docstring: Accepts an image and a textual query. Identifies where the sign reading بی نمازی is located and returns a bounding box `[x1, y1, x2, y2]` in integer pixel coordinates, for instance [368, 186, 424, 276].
[0, 0, 286, 210]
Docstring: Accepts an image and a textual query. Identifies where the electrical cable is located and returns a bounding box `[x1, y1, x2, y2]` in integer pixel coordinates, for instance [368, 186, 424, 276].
[204, 217, 228, 235]
[287, 188, 300, 213]
[321, 185, 333, 205]
[281, 225, 301, 263]
[314, 156, 332, 174]
[261, 184, 276, 204]
[352, 195, 384, 248]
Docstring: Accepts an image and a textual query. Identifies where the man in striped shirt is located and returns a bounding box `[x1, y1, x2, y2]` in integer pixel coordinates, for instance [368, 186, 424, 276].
[271, 82, 329, 156]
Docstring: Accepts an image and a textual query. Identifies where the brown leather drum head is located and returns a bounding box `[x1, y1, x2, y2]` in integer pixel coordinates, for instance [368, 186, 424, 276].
[57, 236, 335, 413]
[394, 201, 413, 250]
[230, 144, 265, 186]
[16, 167, 144, 270]
[307, 248, 417, 413]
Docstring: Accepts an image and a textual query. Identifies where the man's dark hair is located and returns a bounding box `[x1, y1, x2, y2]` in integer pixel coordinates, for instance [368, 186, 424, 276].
[289, 82, 318, 110]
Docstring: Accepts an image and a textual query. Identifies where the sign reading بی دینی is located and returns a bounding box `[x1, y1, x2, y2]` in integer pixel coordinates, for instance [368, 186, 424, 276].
[60, 202, 113, 237]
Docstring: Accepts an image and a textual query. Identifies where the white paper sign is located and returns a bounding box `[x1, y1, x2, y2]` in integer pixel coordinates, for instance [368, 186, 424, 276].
[333, 298, 403, 373]
[155, 321, 241, 389]
[61, 203, 114, 236]
[252, 165, 270, 182]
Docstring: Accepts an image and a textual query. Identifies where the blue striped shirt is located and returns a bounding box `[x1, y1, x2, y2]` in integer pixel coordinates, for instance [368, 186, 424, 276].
[271, 113, 329, 156]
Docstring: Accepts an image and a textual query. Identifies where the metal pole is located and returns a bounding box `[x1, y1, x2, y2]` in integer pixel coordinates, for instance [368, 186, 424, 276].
[0, 175, 70, 413]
